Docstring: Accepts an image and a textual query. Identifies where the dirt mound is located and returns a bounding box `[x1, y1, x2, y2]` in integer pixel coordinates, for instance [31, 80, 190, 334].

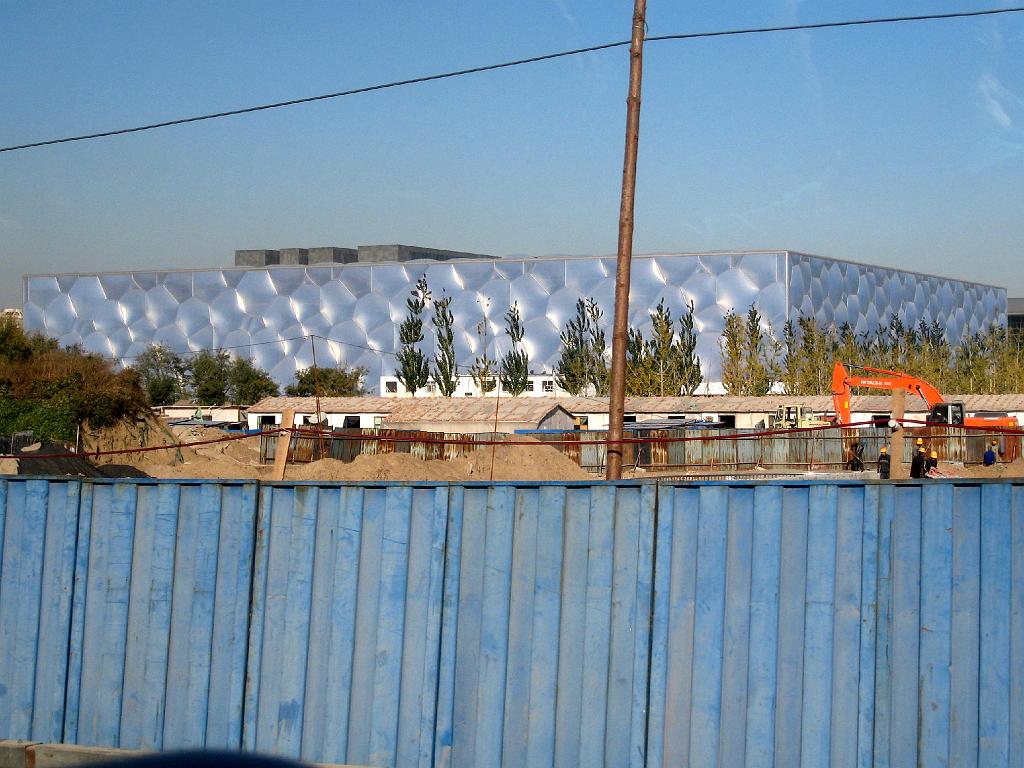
[145, 461, 268, 480]
[288, 440, 592, 482]
[461, 443, 592, 481]
[81, 417, 199, 466]
[78, 423, 593, 482]
[948, 456, 1024, 479]
[171, 425, 264, 465]
[290, 453, 467, 482]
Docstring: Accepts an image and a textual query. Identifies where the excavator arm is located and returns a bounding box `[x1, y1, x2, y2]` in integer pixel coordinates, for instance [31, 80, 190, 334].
[831, 361, 945, 425]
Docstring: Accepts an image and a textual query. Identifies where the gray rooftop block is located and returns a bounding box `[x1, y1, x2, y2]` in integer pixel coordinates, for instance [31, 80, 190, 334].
[308, 247, 358, 264]
[279, 248, 309, 265]
[357, 245, 407, 263]
[234, 250, 280, 267]
[356, 244, 493, 263]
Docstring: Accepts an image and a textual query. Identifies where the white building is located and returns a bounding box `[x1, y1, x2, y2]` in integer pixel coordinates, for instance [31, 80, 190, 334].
[245, 393, 1024, 435]
[379, 374, 572, 398]
[246, 396, 574, 433]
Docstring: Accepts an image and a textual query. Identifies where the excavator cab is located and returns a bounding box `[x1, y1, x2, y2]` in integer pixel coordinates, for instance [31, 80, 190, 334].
[928, 402, 965, 426]
[768, 404, 828, 429]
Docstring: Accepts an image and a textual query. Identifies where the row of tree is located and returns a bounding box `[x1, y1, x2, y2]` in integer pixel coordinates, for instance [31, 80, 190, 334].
[718, 307, 1024, 396]
[394, 276, 531, 396]
[551, 297, 703, 397]
[131, 346, 367, 406]
[392, 277, 704, 398]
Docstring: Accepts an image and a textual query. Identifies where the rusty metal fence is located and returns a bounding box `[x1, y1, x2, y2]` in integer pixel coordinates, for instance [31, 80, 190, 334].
[259, 425, 1022, 474]
[260, 428, 503, 465]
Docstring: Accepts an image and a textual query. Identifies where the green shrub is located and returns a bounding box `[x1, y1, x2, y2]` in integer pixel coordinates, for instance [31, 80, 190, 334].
[0, 320, 148, 443]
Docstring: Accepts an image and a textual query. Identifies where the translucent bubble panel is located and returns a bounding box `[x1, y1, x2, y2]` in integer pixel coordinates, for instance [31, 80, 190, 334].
[23, 252, 1006, 389]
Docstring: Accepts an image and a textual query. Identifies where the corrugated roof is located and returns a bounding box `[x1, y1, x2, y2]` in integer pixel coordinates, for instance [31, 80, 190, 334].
[387, 398, 570, 423]
[247, 393, 1024, 418]
[248, 396, 398, 413]
[248, 395, 571, 424]
[555, 394, 1024, 414]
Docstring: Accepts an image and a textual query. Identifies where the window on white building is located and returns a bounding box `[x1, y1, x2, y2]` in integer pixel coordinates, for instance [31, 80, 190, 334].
[526, 380, 534, 392]
[542, 380, 554, 393]
[385, 380, 398, 393]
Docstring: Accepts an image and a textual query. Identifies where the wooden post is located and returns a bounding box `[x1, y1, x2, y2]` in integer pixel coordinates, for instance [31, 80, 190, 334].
[272, 408, 295, 482]
[606, 0, 648, 480]
[889, 389, 907, 479]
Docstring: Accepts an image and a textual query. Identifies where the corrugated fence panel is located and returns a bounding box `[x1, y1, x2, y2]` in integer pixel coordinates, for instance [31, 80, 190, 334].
[242, 483, 449, 767]
[648, 479, 1024, 768]
[0, 479, 82, 741]
[434, 483, 655, 768]
[2, 477, 1024, 767]
[64, 480, 258, 750]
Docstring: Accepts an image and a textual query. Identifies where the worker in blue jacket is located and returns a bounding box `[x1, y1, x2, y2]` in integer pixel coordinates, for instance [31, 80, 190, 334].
[983, 439, 998, 466]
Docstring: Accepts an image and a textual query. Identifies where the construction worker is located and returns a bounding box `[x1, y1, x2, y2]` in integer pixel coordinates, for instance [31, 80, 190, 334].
[877, 445, 891, 479]
[984, 439, 998, 466]
[925, 449, 939, 477]
[910, 445, 926, 478]
[846, 440, 865, 471]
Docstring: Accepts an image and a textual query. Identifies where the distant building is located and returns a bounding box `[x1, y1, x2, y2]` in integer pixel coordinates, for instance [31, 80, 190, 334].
[1009, 297, 1024, 335]
[379, 373, 569, 398]
[244, 394, 1024, 434]
[245, 396, 574, 433]
[154, 403, 246, 423]
[246, 397, 394, 430]
[23, 248, 1006, 391]
[233, 243, 493, 267]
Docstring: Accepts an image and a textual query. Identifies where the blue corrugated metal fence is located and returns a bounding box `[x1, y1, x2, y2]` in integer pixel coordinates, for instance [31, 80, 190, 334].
[1, 477, 1022, 766]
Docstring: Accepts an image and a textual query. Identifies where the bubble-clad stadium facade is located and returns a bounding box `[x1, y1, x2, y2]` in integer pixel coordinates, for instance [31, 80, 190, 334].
[22, 250, 1006, 390]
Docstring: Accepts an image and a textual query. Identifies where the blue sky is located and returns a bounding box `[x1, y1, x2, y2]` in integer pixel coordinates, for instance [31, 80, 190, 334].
[1, 1, 1022, 311]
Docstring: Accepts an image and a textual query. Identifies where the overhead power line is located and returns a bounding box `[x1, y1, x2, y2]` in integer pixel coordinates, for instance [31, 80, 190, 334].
[1, 7, 1021, 154]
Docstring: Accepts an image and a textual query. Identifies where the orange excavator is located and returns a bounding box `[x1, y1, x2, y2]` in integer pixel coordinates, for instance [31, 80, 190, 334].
[830, 361, 1018, 430]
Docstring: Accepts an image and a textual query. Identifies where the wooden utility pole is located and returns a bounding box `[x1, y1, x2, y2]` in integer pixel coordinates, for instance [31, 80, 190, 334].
[272, 408, 295, 481]
[889, 389, 907, 479]
[310, 335, 325, 459]
[606, 0, 648, 480]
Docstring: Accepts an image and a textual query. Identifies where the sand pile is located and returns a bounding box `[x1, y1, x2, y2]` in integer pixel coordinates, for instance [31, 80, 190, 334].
[81, 417, 199, 466]
[0, 458, 18, 475]
[79, 424, 592, 482]
[79, 419, 271, 478]
[949, 456, 1024, 479]
[288, 440, 593, 482]
[460, 443, 592, 481]
[290, 453, 465, 482]
[172, 425, 264, 465]
[145, 462, 268, 480]
[143, 424, 268, 479]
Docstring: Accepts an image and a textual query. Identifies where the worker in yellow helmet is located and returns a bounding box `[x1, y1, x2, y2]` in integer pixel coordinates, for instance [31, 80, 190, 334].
[910, 445, 927, 478]
[877, 444, 891, 480]
[925, 449, 939, 477]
